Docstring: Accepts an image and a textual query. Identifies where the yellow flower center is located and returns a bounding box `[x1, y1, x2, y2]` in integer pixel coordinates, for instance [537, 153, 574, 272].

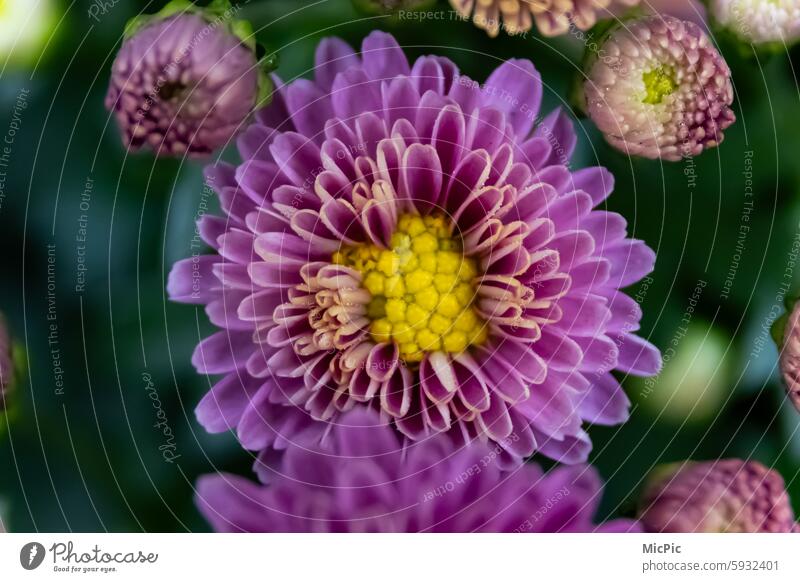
[642, 66, 677, 105]
[332, 214, 487, 363]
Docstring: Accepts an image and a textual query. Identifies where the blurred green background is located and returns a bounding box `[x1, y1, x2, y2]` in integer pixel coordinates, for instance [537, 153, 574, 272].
[0, 0, 798, 531]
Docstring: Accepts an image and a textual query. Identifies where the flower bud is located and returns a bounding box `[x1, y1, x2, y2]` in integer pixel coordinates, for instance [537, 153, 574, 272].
[105, 1, 265, 157]
[640, 459, 796, 532]
[585, 15, 735, 161]
[775, 298, 800, 412]
[712, 0, 800, 45]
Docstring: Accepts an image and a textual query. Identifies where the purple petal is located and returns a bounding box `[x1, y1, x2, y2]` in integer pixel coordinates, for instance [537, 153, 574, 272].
[483, 59, 542, 138]
[516, 136, 552, 169]
[534, 107, 577, 166]
[547, 230, 595, 271]
[366, 342, 399, 382]
[204, 162, 237, 192]
[535, 327, 584, 372]
[400, 143, 443, 212]
[255, 74, 292, 130]
[315, 37, 359, 91]
[569, 258, 611, 290]
[420, 352, 458, 403]
[578, 373, 630, 425]
[477, 393, 514, 441]
[529, 427, 592, 464]
[196, 372, 264, 433]
[355, 112, 388, 158]
[515, 373, 579, 437]
[237, 124, 278, 162]
[236, 160, 288, 205]
[286, 79, 334, 143]
[331, 68, 382, 119]
[269, 132, 321, 188]
[581, 211, 627, 249]
[613, 333, 662, 376]
[448, 74, 483, 115]
[571, 166, 614, 204]
[206, 290, 252, 331]
[431, 105, 466, 177]
[554, 293, 611, 337]
[332, 408, 401, 458]
[167, 256, 219, 304]
[604, 239, 657, 289]
[217, 229, 256, 264]
[192, 331, 254, 374]
[411, 55, 447, 95]
[382, 76, 421, 128]
[380, 365, 412, 417]
[196, 473, 272, 533]
[361, 31, 410, 80]
[466, 107, 506, 154]
[453, 357, 491, 412]
[574, 335, 619, 373]
[444, 149, 491, 212]
[197, 215, 227, 250]
[492, 340, 547, 384]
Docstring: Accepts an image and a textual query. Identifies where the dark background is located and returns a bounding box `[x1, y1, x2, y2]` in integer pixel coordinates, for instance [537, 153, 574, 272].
[0, 0, 798, 531]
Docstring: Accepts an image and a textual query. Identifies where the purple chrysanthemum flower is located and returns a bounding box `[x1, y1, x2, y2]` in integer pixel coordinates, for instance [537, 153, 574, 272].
[712, 0, 800, 45]
[168, 31, 661, 467]
[0, 313, 13, 410]
[197, 410, 640, 532]
[105, 12, 259, 157]
[777, 301, 800, 412]
[639, 459, 797, 533]
[585, 15, 735, 161]
[449, 0, 641, 37]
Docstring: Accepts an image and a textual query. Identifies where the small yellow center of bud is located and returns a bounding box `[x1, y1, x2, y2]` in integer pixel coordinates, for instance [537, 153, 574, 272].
[642, 66, 677, 105]
[332, 214, 487, 362]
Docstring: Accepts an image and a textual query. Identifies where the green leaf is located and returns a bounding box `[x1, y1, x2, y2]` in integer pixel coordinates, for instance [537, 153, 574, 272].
[256, 65, 275, 109]
[123, 0, 243, 41]
[230, 18, 256, 51]
[123, 0, 194, 39]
